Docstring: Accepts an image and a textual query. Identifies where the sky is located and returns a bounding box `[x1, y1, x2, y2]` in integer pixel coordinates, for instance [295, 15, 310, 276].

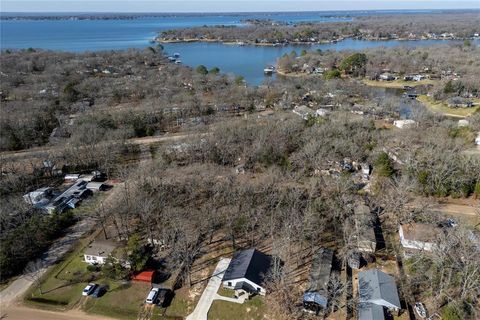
[1, 0, 479, 13]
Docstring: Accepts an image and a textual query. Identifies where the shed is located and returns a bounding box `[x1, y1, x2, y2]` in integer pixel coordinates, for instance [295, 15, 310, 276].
[86, 182, 108, 191]
[132, 270, 155, 283]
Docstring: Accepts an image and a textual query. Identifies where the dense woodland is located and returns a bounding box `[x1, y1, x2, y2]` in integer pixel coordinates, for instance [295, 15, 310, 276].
[159, 12, 480, 43]
[1, 38, 480, 319]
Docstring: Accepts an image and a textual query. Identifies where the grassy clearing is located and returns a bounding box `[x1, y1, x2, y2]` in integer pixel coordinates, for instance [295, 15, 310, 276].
[25, 245, 92, 310]
[417, 95, 480, 118]
[208, 296, 265, 320]
[362, 79, 436, 89]
[83, 282, 151, 320]
[164, 287, 195, 318]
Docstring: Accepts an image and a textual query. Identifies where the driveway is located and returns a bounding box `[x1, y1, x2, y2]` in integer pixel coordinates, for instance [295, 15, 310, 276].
[186, 258, 231, 320]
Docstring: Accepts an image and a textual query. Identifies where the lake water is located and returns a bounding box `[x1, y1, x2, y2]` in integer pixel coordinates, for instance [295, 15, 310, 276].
[1, 11, 477, 85]
[161, 39, 474, 85]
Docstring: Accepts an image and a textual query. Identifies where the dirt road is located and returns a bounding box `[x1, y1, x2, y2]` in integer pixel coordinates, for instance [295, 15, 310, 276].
[0, 131, 207, 161]
[1, 305, 116, 320]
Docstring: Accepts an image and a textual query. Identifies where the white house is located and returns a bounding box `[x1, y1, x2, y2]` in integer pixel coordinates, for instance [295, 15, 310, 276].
[393, 119, 416, 129]
[84, 240, 118, 265]
[222, 248, 272, 296]
[399, 223, 442, 252]
[476, 132, 480, 145]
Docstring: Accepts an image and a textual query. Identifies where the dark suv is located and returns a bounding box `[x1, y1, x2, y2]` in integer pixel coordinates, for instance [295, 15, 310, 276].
[91, 285, 107, 298]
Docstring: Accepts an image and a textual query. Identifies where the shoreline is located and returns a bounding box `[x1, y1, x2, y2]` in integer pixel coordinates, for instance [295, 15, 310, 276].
[157, 36, 475, 47]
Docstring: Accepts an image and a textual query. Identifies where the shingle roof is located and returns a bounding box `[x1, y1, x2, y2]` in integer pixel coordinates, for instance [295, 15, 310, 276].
[358, 269, 401, 310]
[223, 248, 272, 286]
[84, 240, 118, 257]
[358, 303, 386, 320]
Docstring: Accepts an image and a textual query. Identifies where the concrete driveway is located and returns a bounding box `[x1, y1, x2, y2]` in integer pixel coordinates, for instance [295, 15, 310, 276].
[186, 258, 231, 320]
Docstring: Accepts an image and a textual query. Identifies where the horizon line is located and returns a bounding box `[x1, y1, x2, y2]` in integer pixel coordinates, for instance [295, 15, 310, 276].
[2, 8, 480, 14]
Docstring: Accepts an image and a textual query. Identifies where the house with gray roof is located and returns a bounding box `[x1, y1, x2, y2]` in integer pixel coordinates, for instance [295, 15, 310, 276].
[358, 269, 401, 320]
[222, 248, 272, 296]
[84, 240, 119, 265]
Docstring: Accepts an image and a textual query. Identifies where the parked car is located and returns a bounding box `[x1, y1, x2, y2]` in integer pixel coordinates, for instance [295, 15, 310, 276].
[415, 302, 427, 318]
[145, 287, 160, 304]
[91, 285, 107, 298]
[82, 283, 97, 296]
[155, 288, 172, 307]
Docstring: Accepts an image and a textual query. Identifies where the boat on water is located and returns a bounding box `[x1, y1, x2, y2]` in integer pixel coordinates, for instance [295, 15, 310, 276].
[167, 56, 176, 62]
[173, 53, 180, 58]
[264, 66, 276, 75]
[174, 60, 182, 64]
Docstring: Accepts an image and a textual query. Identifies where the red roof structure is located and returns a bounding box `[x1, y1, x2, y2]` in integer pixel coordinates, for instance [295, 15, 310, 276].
[132, 270, 155, 283]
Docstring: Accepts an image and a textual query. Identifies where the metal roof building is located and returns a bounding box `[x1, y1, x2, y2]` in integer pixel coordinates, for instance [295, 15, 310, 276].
[303, 247, 333, 312]
[358, 269, 401, 320]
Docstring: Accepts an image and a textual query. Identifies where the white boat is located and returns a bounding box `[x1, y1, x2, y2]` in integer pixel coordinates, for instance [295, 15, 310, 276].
[174, 60, 182, 64]
[264, 66, 276, 74]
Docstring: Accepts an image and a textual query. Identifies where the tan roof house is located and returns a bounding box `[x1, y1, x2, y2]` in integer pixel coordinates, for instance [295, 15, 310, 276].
[399, 223, 443, 252]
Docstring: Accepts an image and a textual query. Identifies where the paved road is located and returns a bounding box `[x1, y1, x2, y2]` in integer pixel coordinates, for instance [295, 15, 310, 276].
[186, 258, 231, 320]
[0, 216, 97, 311]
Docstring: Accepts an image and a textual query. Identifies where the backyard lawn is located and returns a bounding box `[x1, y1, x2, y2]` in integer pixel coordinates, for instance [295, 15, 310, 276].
[83, 282, 151, 320]
[25, 247, 92, 309]
[208, 295, 265, 320]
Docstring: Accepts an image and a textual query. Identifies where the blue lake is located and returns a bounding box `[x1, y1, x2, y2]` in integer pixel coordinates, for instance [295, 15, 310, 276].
[1, 11, 477, 85]
[162, 39, 475, 85]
